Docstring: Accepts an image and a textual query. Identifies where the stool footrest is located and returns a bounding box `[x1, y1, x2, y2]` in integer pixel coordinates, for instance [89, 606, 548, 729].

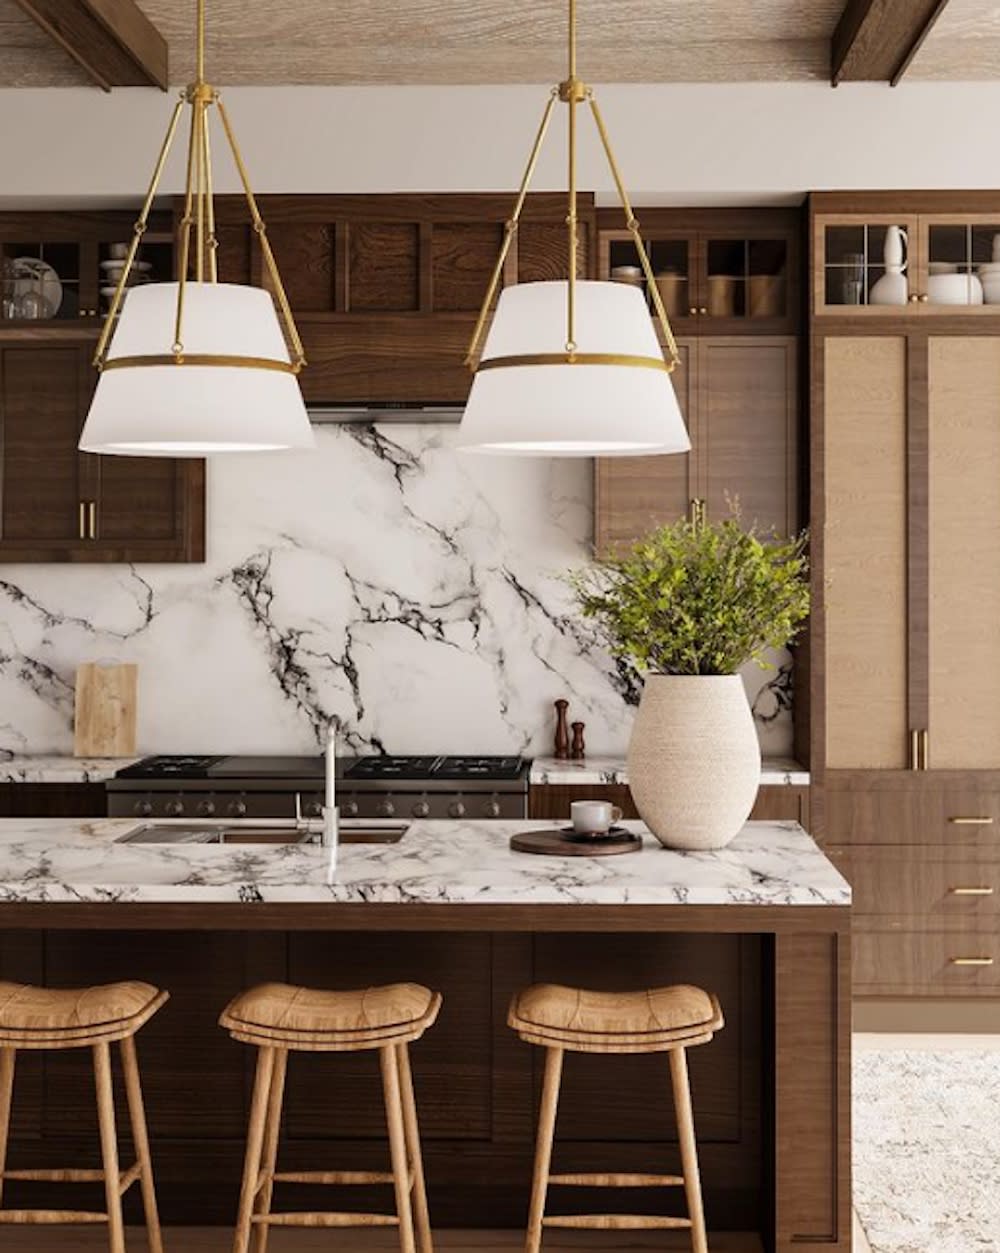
[1, 1161, 142, 1194]
[0, 1209, 110, 1224]
[543, 1214, 694, 1230]
[252, 1211, 401, 1227]
[549, 1172, 685, 1188]
[271, 1170, 399, 1186]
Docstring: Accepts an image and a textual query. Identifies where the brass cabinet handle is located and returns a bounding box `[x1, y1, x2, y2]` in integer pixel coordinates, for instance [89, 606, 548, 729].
[949, 816, 995, 825]
[920, 729, 929, 770]
[78, 501, 86, 540]
[949, 956, 995, 967]
[949, 886, 995, 896]
[88, 501, 97, 540]
[909, 730, 919, 771]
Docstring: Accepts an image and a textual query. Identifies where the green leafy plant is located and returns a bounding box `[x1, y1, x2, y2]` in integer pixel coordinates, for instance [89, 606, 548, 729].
[570, 509, 810, 677]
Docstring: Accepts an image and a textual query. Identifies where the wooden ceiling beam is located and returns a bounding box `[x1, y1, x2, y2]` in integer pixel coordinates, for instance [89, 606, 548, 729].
[832, 0, 952, 86]
[11, 0, 168, 91]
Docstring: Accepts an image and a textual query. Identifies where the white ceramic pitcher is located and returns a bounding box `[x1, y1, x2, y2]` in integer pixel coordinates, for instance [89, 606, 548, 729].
[870, 226, 908, 305]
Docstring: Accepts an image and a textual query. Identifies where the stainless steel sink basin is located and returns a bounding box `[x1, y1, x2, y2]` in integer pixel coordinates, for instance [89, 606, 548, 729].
[115, 820, 408, 846]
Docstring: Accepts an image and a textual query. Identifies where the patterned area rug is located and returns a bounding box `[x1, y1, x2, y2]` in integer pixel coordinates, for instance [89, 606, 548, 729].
[854, 1048, 1000, 1252]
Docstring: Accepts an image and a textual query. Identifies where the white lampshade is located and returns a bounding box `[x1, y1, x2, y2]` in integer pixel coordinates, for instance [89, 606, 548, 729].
[80, 282, 315, 456]
[457, 280, 689, 456]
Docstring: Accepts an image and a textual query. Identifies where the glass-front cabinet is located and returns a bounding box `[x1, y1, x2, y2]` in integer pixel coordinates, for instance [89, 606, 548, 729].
[598, 209, 800, 334]
[813, 195, 1000, 317]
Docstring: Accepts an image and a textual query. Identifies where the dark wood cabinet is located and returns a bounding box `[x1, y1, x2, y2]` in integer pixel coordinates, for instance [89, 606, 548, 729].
[0, 340, 204, 562]
[207, 193, 595, 405]
[529, 782, 807, 826]
[594, 335, 799, 552]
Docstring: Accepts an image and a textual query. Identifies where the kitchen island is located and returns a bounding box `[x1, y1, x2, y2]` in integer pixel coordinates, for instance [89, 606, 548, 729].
[0, 818, 850, 1252]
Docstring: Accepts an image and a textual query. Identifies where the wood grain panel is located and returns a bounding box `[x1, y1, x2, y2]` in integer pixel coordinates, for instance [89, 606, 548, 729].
[348, 222, 420, 312]
[529, 783, 807, 826]
[431, 222, 503, 312]
[267, 223, 335, 312]
[854, 930, 1000, 994]
[701, 337, 797, 535]
[823, 783, 1000, 847]
[823, 336, 908, 769]
[516, 222, 590, 283]
[928, 336, 1000, 768]
[594, 339, 695, 552]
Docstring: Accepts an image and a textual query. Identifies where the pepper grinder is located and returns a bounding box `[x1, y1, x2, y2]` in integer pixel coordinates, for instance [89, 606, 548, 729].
[554, 699, 570, 759]
[571, 721, 586, 760]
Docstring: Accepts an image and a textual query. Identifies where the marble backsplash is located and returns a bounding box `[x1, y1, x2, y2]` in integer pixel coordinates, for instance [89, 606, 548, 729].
[0, 424, 794, 759]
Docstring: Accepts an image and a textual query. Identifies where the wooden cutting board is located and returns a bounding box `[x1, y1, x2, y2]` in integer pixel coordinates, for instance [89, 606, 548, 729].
[74, 663, 137, 758]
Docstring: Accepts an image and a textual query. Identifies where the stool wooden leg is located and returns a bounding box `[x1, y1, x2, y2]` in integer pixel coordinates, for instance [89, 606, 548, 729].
[0, 1049, 15, 1208]
[525, 1046, 563, 1253]
[396, 1042, 433, 1253]
[380, 1044, 417, 1253]
[252, 1047, 288, 1253]
[233, 1047, 276, 1253]
[93, 1041, 126, 1253]
[121, 1034, 164, 1253]
[669, 1046, 708, 1253]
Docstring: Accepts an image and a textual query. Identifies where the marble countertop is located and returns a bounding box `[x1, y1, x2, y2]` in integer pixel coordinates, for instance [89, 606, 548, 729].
[0, 818, 849, 907]
[0, 756, 140, 784]
[529, 755, 810, 787]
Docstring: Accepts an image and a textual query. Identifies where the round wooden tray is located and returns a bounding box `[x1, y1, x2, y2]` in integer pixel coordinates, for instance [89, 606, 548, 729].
[509, 828, 642, 857]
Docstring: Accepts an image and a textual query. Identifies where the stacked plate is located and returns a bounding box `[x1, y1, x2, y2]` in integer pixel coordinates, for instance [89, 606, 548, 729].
[100, 256, 152, 311]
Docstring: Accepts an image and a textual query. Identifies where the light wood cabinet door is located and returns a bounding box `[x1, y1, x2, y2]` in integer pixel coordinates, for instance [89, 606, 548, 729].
[593, 339, 695, 552]
[928, 337, 1000, 768]
[701, 336, 797, 535]
[823, 336, 909, 769]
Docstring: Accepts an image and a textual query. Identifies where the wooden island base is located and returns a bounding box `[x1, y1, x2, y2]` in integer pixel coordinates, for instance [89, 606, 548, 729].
[0, 901, 849, 1253]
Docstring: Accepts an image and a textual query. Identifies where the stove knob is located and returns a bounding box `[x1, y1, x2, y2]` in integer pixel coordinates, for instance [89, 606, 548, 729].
[484, 796, 502, 819]
[412, 799, 431, 819]
[449, 799, 467, 819]
[197, 798, 216, 817]
[227, 798, 248, 818]
[306, 799, 324, 819]
[342, 798, 359, 819]
[133, 799, 153, 818]
[377, 798, 396, 818]
[164, 798, 185, 817]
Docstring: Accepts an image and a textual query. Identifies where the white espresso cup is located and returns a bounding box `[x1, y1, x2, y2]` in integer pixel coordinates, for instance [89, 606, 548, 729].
[570, 799, 623, 836]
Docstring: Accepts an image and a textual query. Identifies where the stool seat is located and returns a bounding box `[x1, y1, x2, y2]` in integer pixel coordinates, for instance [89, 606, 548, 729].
[509, 983, 723, 1046]
[0, 980, 165, 1047]
[220, 981, 439, 1050]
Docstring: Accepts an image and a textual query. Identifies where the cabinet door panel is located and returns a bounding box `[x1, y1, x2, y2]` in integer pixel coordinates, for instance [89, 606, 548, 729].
[928, 336, 1000, 768]
[0, 347, 85, 543]
[702, 337, 797, 534]
[593, 339, 695, 551]
[824, 337, 909, 769]
[96, 456, 184, 544]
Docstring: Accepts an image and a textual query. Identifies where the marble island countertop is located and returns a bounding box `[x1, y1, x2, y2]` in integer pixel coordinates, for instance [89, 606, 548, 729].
[0, 818, 848, 907]
[529, 755, 809, 787]
[0, 755, 141, 784]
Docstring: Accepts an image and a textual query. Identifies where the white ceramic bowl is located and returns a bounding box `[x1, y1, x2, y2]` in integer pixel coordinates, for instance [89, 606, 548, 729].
[981, 274, 1000, 304]
[926, 273, 983, 305]
[929, 261, 958, 275]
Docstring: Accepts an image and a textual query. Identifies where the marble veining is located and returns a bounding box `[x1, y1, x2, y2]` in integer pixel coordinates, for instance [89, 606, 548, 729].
[0, 424, 795, 760]
[0, 755, 140, 784]
[529, 755, 810, 787]
[0, 818, 849, 907]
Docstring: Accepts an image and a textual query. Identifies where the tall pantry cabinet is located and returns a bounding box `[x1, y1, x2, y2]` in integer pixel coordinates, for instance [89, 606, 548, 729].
[813, 192, 1000, 996]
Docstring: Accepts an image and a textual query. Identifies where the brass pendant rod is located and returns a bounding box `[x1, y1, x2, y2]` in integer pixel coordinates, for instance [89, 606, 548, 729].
[464, 90, 558, 369]
[93, 96, 186, 368]
[566, 0, 578, 353]
[196, 0, 206, 86]
[215, 95, 307, 369]
[587, 91, 681, 372]
[173, 91, 203, 355]
[201, 96, 219, 283]
[195, 96, 206, 283]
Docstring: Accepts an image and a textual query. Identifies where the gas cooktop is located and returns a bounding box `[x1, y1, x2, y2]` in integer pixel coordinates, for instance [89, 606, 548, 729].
[343, 755, 525, 782]
[116, 754, 526, 783]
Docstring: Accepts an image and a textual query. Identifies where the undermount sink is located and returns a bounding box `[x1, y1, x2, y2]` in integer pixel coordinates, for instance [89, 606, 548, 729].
[115, 820, 408, 846]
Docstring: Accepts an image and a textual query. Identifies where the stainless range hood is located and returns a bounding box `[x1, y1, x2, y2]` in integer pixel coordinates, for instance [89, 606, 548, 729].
[308, 405, 464, 425]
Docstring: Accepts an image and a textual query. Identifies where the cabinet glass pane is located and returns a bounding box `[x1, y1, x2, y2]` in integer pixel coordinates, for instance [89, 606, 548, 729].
[823, 223, 910, 308]
[609, 237, 690, 320]
[926, 223, 1000, 308]
[705, 238, 788, 319]
[1, 242, 80, 320]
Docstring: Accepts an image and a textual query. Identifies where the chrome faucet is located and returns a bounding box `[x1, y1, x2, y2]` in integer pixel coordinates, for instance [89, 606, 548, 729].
[323, 725, 340, 879]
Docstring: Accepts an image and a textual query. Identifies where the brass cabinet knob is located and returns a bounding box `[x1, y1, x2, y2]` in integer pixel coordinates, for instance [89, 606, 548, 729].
[909, 294, 920, 304]
[919, 294, 929, 303]
[698, 307, 708, 315]
[688, 306, 698, 316]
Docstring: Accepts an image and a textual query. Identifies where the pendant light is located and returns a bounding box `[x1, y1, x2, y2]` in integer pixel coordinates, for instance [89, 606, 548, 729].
[79, 0, 313, 456]
[457, 0, 689, 457]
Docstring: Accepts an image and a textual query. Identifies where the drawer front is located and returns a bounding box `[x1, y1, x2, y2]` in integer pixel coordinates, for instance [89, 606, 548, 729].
[824, 788, 1000, 846]
[826, 845, 1000, 927]
[855, 932, 1000, 995]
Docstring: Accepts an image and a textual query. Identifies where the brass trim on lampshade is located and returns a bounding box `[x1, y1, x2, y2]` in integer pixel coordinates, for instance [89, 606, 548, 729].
[101, 354, 300, 375]
[476, 352, 669, 373]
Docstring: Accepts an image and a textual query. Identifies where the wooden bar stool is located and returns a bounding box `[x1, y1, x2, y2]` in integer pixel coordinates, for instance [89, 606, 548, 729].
[0, 979, 168, 1253]
[509, 982, 724, 1253]
[220, 980, 441, 1253]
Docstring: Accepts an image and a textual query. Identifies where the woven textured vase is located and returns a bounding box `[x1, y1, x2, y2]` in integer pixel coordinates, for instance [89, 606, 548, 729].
[627, 674, 761, 851]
